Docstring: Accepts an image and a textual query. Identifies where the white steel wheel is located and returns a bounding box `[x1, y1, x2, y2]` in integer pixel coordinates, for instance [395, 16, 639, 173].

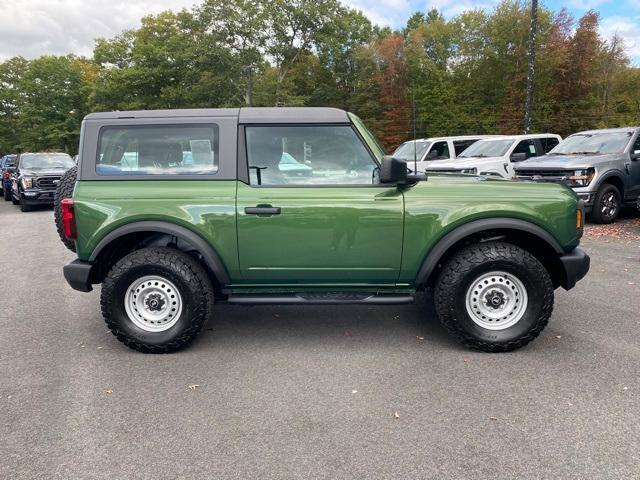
[465, 271, 528, 330]
[124, 275, 183, 332]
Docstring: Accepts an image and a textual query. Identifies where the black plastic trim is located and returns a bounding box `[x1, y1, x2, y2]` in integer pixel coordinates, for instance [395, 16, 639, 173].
[227, 294, 414, 305]
[88, 221, 231, 284]
[415, 218, 564, 287]
[558, 247, 590, 290]
[63, 259, 94, 292]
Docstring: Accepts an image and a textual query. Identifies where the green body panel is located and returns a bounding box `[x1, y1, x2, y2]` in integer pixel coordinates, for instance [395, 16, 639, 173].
[73, 175, 579, 292]
[235, 182, 403, 285]
[73, 180, 240, 279]
[399, 175, 580, 282]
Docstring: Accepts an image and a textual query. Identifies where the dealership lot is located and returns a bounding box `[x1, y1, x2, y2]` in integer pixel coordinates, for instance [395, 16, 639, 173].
[1, 200, 639, 479]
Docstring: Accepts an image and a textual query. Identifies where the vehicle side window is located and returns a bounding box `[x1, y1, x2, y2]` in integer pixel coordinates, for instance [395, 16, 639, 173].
[245, 125, 377, 186]
[96, 125, 219, 175]
[425, 141, 450, 160]
[541, 137, 559, 153]
[512, 140, 536, 159]
[453, 140, 476, 156]
[633, 135, 640, 153]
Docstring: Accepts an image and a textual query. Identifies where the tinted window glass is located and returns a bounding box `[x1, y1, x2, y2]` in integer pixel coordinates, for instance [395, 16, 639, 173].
[453, 140, 477, 156]
[246, 126, 376, 186]
[513, 140, 536, 158]
[541, 137, 559, 153]
[632, 135, 640, 152]
[97, 125, 219, 175]
[425, 141, 450, 160]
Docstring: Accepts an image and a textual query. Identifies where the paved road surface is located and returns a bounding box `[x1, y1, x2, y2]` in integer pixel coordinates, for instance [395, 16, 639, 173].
[1, 200, 639, 479]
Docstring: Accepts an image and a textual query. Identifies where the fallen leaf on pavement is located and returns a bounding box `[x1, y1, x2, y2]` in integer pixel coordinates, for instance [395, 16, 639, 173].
[105, 389, 113, 395]
[352, 389, 358, 394]
[416, 336, 424, 341]
[188, 384, 200, 390]
[489, 416, 498, 421]
[394, 411, 400, 419]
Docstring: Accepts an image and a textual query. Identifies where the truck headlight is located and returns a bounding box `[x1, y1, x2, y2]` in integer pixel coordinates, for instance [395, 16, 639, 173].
[460, 168, 477, 175]
[21, 177, 34, 189]
[566, 168, 594, 187]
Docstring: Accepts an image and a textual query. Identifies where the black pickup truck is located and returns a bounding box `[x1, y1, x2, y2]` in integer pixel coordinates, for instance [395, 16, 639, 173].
[11, 153, 75, 212]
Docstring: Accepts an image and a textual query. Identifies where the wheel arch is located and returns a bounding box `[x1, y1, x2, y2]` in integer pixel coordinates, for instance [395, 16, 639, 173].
[415, 218, 565, 289]
[88, 221, 231, 287]
[595, 171, 625, 197]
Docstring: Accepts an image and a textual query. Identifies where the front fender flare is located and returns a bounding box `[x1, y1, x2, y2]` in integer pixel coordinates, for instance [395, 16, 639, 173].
[415, 218, 563, 287]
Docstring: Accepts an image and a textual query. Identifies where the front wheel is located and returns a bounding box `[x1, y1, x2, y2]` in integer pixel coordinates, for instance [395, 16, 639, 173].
[3, 187, 10, 201]
[591, 184, 621, 224]
[434, 241, 554, 352]
[101, 247, 214, 353]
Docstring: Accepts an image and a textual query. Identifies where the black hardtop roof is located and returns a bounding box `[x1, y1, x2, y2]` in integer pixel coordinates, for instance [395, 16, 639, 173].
[84, 107, 350, 124]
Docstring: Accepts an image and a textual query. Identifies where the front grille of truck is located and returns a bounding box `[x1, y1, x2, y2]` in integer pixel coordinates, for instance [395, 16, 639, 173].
[35, 176, 62, 190]
[515, 169, 573, 182]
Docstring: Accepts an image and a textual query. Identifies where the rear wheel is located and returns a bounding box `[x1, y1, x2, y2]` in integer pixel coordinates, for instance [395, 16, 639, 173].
[591, 184, 621, 224]
[101, 247, 213, 353]
[3, 186, 11, 201]
[434, 241, 554, 352]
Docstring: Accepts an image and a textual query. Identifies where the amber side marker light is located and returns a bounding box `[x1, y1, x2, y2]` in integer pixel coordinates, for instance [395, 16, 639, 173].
[576, 209, 583, 229]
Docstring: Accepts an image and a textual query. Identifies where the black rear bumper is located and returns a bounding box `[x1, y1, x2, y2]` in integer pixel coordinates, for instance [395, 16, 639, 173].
[558, 248, 590, 290]
[63, 260, 94, 292]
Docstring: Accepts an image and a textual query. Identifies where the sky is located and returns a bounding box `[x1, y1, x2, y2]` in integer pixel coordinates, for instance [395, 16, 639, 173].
[0, 0, 638, 65]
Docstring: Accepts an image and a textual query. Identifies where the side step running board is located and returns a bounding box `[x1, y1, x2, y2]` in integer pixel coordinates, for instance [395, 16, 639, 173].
[227, 293, 414, 305]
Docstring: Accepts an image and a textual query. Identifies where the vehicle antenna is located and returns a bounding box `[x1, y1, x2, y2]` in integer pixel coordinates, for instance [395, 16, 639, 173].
[412, 81, 417, 174]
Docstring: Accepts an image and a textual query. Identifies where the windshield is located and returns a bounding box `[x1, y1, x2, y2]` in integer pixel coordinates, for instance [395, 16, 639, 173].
[458, 139, 513, 158]
[550, 132, 632, 155]
[392, 141, 431, 161]
[20, 154, 74, 169]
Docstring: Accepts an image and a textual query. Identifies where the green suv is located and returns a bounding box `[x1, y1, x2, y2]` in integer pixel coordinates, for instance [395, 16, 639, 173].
[59, 108, 590, 353]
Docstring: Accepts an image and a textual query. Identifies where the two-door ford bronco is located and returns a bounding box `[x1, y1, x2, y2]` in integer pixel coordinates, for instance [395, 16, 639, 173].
[58, 108, 590, 353]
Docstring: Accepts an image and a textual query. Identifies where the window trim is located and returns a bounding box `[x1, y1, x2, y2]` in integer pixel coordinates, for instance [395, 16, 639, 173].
[239, 123, 387, 188]
[94, 123, 221, 178]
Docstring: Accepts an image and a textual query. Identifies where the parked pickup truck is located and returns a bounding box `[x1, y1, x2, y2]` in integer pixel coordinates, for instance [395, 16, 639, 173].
[391, 136, 497, 172]
[515, 127, 640, 223]
[58, 108, 589, 353]
[425, 134, 562, 178]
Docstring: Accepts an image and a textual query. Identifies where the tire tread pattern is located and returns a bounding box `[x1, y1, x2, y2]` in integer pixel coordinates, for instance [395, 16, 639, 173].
[100, 247, 213, 353]
[434, 241, 554, 352]
[53, 165, 77, 252]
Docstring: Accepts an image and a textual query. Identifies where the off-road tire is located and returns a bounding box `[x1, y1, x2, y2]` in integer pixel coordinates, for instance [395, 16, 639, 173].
[3, 186, 10, 201]
[101, 247, 214, 353]
[591, 184, 621, 224]
[434, 241, 554, 352]
[53, 166, 77, 252]
[11, 192, 19, 205]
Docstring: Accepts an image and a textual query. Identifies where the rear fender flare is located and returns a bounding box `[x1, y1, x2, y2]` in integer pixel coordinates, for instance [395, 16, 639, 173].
[88, 221, 231, 284]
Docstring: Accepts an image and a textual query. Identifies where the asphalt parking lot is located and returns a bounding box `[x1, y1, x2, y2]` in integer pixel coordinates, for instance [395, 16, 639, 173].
[1, 200, 639, 480]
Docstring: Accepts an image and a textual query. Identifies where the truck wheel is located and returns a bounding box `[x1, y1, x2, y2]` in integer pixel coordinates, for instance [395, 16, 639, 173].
[3, 187, 10, 201]
[434, 241, 554, 352]
[11, 191, 19, 205]
[591, 184, 620, 224]
[20, 198, 31, 212]
[53, 166, 77, 252]
[101, 247, 214, 353]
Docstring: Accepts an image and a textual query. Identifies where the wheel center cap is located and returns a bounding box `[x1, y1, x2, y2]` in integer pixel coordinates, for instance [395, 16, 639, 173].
[485, 291, 505, 309]
[145, 293, 166, 312]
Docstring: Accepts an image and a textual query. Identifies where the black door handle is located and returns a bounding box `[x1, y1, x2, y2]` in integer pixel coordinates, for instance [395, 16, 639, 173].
[245, 206, 281, 215]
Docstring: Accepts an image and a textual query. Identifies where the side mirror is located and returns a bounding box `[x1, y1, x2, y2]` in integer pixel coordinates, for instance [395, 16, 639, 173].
[510, 152, 527, 162]
[380, 156, 408, 185]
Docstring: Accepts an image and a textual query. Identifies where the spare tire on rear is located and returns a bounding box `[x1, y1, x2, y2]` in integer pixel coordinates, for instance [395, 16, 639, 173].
[54, 165, 77, 252]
